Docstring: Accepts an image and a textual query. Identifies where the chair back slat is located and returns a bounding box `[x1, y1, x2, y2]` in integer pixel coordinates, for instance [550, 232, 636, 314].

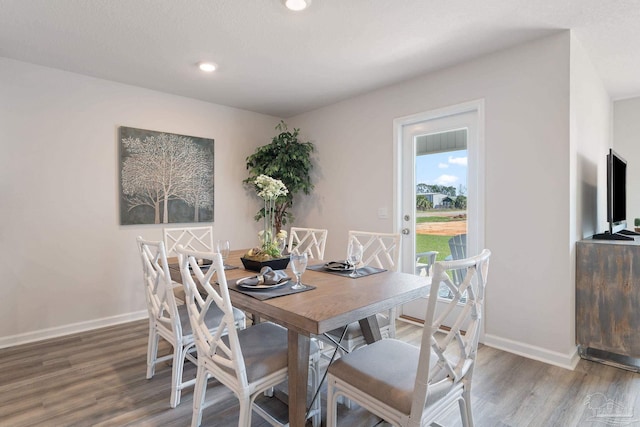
[448, 233, 467, 284]
[164, 226, 214, 257]
[410, 249, 491, 419]
[137, 237, 181, 337]
[448, 234, 467, 260]
[176, 246, 249, 387]
[348, 230, 400, 272]
[289, 227, 328, 259]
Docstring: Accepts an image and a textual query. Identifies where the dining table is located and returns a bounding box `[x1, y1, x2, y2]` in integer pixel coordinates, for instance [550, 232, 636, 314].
[169, 249, 430, 427]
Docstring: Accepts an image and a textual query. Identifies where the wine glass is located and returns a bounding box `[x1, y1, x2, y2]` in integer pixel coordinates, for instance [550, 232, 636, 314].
[290, 250, 308, 290]
[216, 240, 230, 268]
[347, 240, 363, 278]
[277, 237, 287, 255]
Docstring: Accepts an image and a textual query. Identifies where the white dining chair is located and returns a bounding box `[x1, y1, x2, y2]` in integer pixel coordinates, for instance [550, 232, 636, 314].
[319, 230, 401, 356]
[176, 246, 321, 427]
[349, 230, 401, 272]
[326, 249, 491, 427]
[288, 227, 328, 259]
[163, 226, 214, 257]
[136, 237, 246, 408]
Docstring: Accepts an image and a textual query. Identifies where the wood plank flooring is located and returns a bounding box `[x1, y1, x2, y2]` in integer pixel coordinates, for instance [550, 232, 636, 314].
[1, 320, 639, 426]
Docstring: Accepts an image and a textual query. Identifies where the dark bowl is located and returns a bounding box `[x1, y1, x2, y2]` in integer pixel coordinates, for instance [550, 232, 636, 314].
[240, 256, 290, 272]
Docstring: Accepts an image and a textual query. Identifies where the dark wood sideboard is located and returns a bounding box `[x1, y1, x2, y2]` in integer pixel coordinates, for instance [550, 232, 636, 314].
[576, 238, 640, 371]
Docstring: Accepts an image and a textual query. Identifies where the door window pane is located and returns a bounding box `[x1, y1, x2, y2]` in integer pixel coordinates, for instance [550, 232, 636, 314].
[415, 133, 468, 300]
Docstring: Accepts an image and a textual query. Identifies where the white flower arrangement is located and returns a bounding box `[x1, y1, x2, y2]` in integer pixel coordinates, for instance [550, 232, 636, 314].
[255, 174, 288, 200]
[251, 175, 289, 258]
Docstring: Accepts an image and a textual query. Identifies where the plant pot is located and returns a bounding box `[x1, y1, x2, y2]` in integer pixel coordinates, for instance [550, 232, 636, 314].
[241, 256, 290, 272]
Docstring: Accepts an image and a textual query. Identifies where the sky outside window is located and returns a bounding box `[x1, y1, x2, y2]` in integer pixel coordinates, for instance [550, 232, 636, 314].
[416, 149, 468, 193]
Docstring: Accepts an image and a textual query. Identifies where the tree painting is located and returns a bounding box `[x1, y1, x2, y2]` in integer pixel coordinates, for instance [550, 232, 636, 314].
[119, 126, 214, 225]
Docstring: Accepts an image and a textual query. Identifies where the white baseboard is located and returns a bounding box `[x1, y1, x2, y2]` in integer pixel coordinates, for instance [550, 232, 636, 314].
[398, 317, 580, 370]
[0, 310, 149, 350]
[483, 333, 580, 370]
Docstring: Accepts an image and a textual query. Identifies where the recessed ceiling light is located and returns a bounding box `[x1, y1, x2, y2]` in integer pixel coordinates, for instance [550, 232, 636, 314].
[198, 62, 217, 72]
[283, 0, 311, 11]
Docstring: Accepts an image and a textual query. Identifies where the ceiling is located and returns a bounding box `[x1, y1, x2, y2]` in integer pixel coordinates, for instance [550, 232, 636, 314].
[1, 0, 640, 118]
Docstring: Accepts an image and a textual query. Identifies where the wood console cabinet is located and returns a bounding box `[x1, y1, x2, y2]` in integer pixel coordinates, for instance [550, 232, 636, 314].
[576, 238, 640, 371]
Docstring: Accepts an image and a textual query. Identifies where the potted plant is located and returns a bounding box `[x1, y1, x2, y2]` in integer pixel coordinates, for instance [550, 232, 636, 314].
[243, 121, 315, 268]
[634, 218, 640, 233]
[244, 121, 314, 232]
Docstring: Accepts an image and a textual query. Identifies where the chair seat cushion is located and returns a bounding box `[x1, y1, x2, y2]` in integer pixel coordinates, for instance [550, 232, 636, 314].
[223, 322, 289, 383]
[160, 303, 244, 337]
[325, 314, 391, 341]
[328, 338, 452, 414]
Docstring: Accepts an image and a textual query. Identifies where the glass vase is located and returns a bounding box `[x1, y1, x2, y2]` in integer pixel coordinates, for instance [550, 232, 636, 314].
[262, 198, 275, 253]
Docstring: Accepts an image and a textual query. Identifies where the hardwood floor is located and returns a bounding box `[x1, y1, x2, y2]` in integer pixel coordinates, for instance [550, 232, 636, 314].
[1, 320, 639, 426]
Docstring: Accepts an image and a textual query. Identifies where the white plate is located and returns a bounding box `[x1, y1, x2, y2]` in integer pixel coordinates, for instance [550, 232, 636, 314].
[324, 261, 354, 272]
[236, 276, 289, 290]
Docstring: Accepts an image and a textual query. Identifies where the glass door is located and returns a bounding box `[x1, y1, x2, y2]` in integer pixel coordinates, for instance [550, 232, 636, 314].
[395, 103, 484, 323]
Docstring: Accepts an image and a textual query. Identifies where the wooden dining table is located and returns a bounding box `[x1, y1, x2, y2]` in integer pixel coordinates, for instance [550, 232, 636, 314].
[169, 249, 429, 427]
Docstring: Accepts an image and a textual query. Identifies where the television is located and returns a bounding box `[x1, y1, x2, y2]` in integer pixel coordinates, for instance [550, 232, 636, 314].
[607, 149, 627, 234]
[594, 149, 636, 240]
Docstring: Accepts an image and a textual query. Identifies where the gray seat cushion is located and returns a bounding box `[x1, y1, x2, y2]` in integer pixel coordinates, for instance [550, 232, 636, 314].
[217, 322, 320, 384]
[160, 303, 244, 337]
[222, 322, 289, 383]
[328, 338, 452, 414]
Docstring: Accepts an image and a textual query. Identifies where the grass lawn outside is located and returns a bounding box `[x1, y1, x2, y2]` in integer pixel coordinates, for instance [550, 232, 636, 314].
[416, 234, 452, 261]
[415, 210, 466, 261]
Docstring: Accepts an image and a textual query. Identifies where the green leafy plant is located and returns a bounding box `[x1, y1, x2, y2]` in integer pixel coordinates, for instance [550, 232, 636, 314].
[635, 218, 640, 227]
[244, 121, 315, 232]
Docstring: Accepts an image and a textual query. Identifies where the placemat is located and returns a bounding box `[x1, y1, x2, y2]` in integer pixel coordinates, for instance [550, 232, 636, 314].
[228, 279, 316, 300]
[308, 263, 387, 278]
[181, 263, 238, 272]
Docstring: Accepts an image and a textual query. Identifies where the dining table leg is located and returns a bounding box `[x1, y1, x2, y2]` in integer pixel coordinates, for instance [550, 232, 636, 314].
[358, 315, 382, 344]
[288, 329, 310, 427]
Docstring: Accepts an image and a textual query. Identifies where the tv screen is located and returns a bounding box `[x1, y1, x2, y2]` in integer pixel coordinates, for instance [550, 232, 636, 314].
[607, 148, 627, 234]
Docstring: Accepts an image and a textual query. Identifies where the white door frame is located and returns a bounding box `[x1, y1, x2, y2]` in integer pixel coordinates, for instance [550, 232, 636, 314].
[393, 99, 486, 274]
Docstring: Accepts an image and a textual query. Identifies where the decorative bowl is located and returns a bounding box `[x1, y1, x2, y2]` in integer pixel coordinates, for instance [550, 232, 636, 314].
[240, 256, 290, 272]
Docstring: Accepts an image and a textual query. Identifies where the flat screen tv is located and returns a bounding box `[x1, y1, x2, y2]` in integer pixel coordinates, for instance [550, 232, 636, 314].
[593, 149, 637, 240]
[607, 148, 627, 235]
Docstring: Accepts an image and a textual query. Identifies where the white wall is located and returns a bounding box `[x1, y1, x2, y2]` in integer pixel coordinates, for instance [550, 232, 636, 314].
[571, 37, 612, 239]
[0, 57, 279, 346]
[290, 32, 579, 367]
[569, 34, 612, 366]
[614, 96, 640, 224]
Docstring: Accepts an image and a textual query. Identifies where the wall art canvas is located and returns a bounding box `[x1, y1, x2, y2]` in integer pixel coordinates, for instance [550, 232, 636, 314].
[119, 126, 214, 225]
